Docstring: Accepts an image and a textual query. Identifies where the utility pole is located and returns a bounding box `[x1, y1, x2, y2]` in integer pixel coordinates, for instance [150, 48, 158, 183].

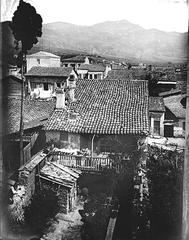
[182, 4, 189, 238]
[19, 50, 25, 166]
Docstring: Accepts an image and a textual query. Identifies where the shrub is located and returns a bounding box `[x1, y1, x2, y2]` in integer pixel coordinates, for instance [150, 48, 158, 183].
[147, 146, 184, 237]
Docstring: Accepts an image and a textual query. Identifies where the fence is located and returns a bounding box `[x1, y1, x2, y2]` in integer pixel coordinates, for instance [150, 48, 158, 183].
[48, 152, 122, 173]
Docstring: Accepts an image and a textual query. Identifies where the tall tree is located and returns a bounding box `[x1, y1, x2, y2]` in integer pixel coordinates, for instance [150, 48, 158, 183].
[10, 0, 42, 165]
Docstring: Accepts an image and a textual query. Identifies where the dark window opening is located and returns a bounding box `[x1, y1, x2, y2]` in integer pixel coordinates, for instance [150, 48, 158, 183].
[89, 74, 93, 79]
[183, 122, 185, 130]
[31, 82, 36, 91]
[44, 83, 48, 90]
[57, 82, 61, 88]
[154, 120, 160, 135]
[100, 144, 112, 153]
[37, 59, 40, 64]
[94, 74, 98, 79]
[69, 75, 74, 80]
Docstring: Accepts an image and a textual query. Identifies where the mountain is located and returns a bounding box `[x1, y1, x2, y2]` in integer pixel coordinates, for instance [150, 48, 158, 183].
[30, 20, 187, 63]
[1, 20, 187, 64]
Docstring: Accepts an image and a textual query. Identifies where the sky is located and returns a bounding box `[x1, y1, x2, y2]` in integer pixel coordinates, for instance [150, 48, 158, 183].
[1, 0, 188, 32]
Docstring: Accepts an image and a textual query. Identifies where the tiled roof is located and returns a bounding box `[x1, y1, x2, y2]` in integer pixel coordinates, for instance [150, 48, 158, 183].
[131, 69, 148, 80]
[106, 69, 148, 80]
[111, 65, 126, 70]
[45, 79, 149, 135]
[27, 51, 60, 59]
[6, 98, 56, 135]
[106, 69, 133, 79]
[164, 94, 186, 119]
[149, 97, 165, 112]
[62, 55, 87, 63]
[77, 64, 105, 72]
[26, 67, 73, 77]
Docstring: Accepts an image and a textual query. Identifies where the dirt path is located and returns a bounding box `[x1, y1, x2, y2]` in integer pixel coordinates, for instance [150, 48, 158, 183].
[41, 200, 84, 240]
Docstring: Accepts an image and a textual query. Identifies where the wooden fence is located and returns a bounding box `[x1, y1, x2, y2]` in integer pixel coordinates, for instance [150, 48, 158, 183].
[48, 152, 122, 173]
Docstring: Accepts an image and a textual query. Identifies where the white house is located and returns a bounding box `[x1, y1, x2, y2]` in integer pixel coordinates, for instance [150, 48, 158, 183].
[25, 66, 78, 99]
[26, 51, 61, 72]
[77, 64, 111, 79]
[149, 97, 165, 137]
[61, 56, 90, 68]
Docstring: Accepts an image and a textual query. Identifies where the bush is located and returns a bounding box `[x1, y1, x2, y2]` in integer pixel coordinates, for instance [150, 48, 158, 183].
[147, 146, 184, 237]
[24, 188, 59, 233]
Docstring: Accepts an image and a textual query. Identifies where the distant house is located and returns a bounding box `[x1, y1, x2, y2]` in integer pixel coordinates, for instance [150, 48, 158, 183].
[131, 69, 148, 80]
[106, 69, 148, 81]
[156, 69, 177, 92]
[149, 97, 165, 136]
[44, 79, 149, 155]
[77, 64, 109, 79]
[26, 51, 61, 72]
[111, 63, 126, 70]
[61, 55, 90, 68]
[3, 98, 55, 173]
[164, 94, 186, 137]
[25, 66, 78, 99]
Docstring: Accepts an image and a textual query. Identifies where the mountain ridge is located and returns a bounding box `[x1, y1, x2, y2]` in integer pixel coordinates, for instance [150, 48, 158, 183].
[1, 20, 187, 64]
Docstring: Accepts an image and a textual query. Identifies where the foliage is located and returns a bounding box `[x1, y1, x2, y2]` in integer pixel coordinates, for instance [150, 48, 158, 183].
[147, 146, 184, 237]
[80, 193, 110, 240]
[24, 188, 59, 233]
[10, 0, 42, 54]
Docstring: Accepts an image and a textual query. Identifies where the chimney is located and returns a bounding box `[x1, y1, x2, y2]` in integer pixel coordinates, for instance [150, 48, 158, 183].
[104, 65, 111, 78]
[56, 88, 65, 108]
[68, 75, 76, 102]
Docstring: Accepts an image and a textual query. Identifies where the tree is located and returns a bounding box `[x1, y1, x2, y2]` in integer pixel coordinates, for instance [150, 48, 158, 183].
[10, 0, 42, 165]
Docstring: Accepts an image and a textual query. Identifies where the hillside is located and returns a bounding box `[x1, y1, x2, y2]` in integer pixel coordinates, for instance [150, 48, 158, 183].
[30, 20, 187, 63]
[1, 20, 187, 64]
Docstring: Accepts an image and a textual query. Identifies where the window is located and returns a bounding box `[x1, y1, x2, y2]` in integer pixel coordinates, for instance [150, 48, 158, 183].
[69, 75, 74, 80]
[30, 82, 36, 91]
[60, 132, 68, 141]
[94, 74, 98, 79]
[65, 64, 68, 67]
[37, 58, 40, 64]
[183, 121, 186, 131]
[43, 83, 48, 90]
[57, 82, 61, 88]
[71, 64, 75, 68]
[100, 145, 112, 153]
[89, 74, 93, 79]
[154, 120, 160, 135]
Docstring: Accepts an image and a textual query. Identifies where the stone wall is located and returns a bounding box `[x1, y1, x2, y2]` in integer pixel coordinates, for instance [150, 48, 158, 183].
[41, 180, 69, 214]
[18, 168, 36, 206]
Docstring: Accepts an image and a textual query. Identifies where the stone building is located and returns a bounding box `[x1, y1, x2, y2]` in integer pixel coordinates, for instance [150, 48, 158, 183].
[45, 78, 149, 155]
[39, 162, 81, 213]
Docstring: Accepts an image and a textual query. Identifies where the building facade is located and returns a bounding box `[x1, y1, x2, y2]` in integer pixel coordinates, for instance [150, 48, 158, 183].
[26, 51, 61, 72]
[25, 66, 77, 99]
[45, 78, 149, 155]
